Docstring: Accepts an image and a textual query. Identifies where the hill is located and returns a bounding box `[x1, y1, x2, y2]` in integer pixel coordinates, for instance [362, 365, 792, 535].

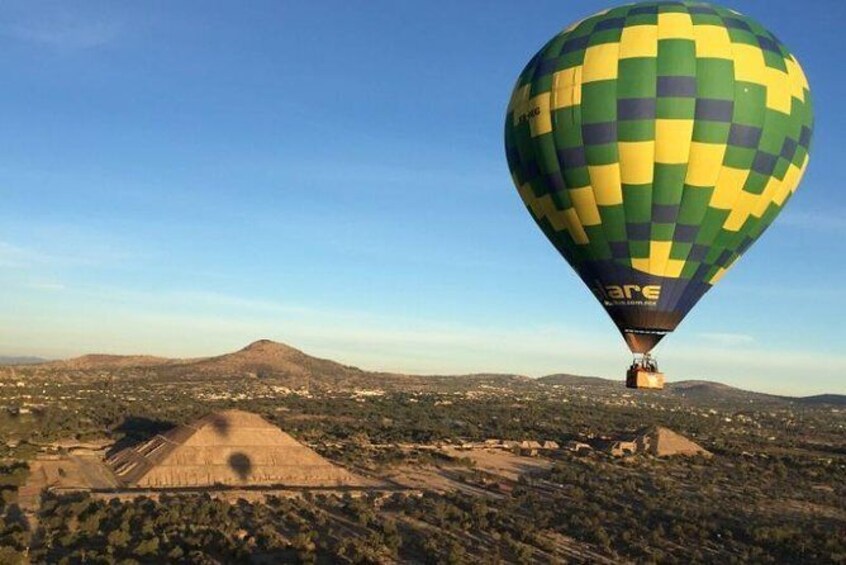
[12, 340, 840, 400]
[666, 380, 790, 405]
[20, 340, 530, 392]
[539, 375, 830, 407]
[0, 356, 48, 366]
[155, 339, 422, 390]
[796, 394, 846, 407]
[161, 339, 358, 379]
[47, 354, 176, 370]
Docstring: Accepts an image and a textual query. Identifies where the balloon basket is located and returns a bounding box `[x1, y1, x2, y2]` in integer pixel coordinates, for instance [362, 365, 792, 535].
[626, 354, 665, 389]
[626, 367, 665, 390]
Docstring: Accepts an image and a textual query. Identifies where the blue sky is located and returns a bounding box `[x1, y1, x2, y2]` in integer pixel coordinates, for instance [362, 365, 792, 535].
[1, 1, 843, 395]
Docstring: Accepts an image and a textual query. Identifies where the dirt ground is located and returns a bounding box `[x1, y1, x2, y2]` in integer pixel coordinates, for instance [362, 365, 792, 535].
[375, 447, 555, 497]
[378, 465, 494, 496]
[19, 452, 117, 510]
[440, 447, 554, 481]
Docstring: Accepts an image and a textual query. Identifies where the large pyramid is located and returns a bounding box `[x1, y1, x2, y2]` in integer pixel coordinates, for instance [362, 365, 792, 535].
[107, 410, 369, 488]
[634, 426, 712, 457]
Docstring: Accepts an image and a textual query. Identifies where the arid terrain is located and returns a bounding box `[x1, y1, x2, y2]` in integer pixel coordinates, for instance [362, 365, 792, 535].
[0, 340, 843, 563]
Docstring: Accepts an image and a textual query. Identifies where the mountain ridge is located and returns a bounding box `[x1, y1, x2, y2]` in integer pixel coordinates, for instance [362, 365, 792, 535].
[11, 339, 842, 401]
[0, 356, 49, 366]
[47, 354, 177, 370]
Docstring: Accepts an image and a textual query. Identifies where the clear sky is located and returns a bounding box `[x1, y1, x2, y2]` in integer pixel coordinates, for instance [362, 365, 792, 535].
[1, 1, 843, 395]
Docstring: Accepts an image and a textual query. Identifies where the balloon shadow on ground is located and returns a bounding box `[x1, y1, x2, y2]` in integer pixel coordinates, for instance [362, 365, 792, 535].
[228, 452, 252, 481]
[209, 413, 231, 437]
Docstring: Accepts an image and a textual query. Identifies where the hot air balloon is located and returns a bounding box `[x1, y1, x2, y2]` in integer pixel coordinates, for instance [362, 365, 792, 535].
[504, 1, 813, 389]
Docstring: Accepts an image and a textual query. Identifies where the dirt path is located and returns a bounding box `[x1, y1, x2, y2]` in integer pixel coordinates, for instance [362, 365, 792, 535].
[441, 447, 553, 481]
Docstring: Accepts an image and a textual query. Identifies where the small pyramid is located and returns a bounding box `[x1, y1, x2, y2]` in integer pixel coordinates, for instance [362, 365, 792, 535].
[107, 410, 369, 488]
[635, 426, 711, 457]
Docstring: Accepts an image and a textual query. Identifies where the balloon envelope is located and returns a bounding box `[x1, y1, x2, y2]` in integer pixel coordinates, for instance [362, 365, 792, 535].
[504, 1, 813, 353]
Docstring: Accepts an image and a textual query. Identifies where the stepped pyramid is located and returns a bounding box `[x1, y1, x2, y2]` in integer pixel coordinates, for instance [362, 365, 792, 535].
[107, 410, 369, 488]
[634, 426, 712, 457]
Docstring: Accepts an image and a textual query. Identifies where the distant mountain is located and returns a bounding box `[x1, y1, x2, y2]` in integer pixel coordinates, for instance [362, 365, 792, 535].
[0, 356, 49, 366]
[538, 376, 843, 407]
[157, 339, 390, 387]
[12, 340, 535, 392]
[666, 380, 743, 397]
[149, 339, 440, 390]
[9, 340, 841, 400]
[796, 394, 846, 407]
[666, 380, 796, 405]
[47, 354, 176, 370]
[538, 375, 811, 406]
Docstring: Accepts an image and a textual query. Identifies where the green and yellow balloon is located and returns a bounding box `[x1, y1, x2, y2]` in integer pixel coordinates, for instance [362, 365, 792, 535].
[505, 1, 812, 357]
